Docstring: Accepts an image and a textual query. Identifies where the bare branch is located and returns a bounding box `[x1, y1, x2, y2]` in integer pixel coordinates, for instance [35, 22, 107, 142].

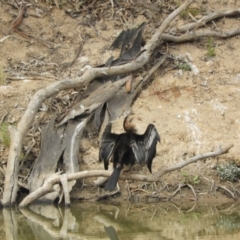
[144, 0, 193, 54]
[19, 144, 233, 207]
[217, 185, 237, 200]
[162, 29, 240, 43]
[59, 174, 71, 206]
[170, 9, 240, 33]
[169, 183, 186, 200]
[155, 144, 234, 178]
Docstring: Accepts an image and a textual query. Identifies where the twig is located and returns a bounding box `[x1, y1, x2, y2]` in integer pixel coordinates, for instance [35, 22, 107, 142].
[156, 145, 233, 179]
[10, 3, 30, 39]
[18, 181, 29, 190]
[59, 40, 84, 70]
[7, 76, 56, 81]
[169, 183, 185, 200]
[161, 28, 240, 43]
[153, 182, 158, 191]
[0, 112, 8, 124]
[0, 36, 10, 43]
[69, 41, 85, 67]
[19, 138, 36, 171]
[144, 0, 193, 55]
[126, 181, 132, 199]
[133, 44, 168, 97]
[204, 177, 238, 200]
[169, 183, 197, 201]
[188, 12, 197, 22]
[231, 183, 240, 197]
[170, 9, 240, 33]
[209, 180, 216, 195]
[150, 209, 157, 221]
[157, 183, 168, 193]
[132, 188, 150, 194]
[218, 185, 237, 200]
[186, 203, 197, 212]
[27, 34, 61, 49]
[10, 4, 26, 30]
[168, 202, 182, 214]
[186, 183, 197, 201]
[202, 176, 216, 195]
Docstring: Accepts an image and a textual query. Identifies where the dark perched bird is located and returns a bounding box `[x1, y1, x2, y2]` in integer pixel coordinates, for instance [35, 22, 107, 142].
[99, 115, 160, 191]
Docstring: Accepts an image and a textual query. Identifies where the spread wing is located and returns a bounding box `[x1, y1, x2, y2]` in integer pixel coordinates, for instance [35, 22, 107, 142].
[130, 124, 160, 173]
[99, 123, 118, 170]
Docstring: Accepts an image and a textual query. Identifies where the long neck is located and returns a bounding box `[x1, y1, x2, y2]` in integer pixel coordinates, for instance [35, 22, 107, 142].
[123, 116, 137, 133]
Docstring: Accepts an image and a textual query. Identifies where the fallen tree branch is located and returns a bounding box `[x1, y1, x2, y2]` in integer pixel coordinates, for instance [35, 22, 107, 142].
[203, 177, 239, 200]
[162, 28, 240, 43]
[19, 144, 233, 207]
[155, 144, 233, 178]
[170, 9, 240, 33]
[57, 76, 129, 126]
[59, 174, 70, 206]
[134, 44, 169, 93]
[169, 183, 185, 200]
[218, 185, 237, 200]
[144, 0, 193, 55]
[2, 0, 193, 206]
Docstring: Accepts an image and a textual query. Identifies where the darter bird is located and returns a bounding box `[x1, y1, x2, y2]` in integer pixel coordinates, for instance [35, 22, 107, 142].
[99, 115, 160, 191]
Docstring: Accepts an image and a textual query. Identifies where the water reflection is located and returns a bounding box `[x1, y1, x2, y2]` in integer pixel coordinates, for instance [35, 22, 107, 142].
[1, 202, 240, 240]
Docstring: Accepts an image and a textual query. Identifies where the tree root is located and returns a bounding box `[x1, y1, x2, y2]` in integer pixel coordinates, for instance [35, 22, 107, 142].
[217, 185, 238, 201]
[97, 184, 121, 201]
[204, 177, 240, 201]
[169, 183, 197, 201]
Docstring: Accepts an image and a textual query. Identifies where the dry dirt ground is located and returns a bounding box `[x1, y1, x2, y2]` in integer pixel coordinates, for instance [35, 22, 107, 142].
[0, 0, 240, 204]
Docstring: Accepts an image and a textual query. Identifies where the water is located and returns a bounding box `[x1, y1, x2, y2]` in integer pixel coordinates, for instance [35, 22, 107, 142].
[1, 202, 240, 240]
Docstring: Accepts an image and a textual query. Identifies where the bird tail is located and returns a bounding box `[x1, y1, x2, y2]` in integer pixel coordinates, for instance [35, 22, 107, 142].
[104, 168, 121, 191]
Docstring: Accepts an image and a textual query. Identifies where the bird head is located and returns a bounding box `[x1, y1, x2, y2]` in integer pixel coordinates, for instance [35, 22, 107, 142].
[123, 113, 137, 133]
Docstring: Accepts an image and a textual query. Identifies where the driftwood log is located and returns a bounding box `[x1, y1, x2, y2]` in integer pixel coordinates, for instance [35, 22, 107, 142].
[2, 0, 240, 207]
[27, 76, 129, 203]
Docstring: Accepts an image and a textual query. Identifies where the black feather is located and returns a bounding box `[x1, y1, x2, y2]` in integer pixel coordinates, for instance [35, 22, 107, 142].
[104, 167, 121, 191]
[99, 123, 118, 170]
[130, 124, 160, 173]
[99, 118, 160, 191]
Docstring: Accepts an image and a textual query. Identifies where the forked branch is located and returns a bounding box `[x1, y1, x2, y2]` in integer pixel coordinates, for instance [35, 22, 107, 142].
[170, 9, 240, 33]
[19, 144, 233, 207]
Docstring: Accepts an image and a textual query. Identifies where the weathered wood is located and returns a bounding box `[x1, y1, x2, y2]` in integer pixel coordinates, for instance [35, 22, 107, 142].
[27, 77, 129, 203]
[28, 118, 88, 204]
[2, 0, 194, 206]
[63, 119, 88, 173]
[28, 115, 66, 203]
[61, 118, 89, 202]
[57, 76, 128, 126]
[59, 174, 70, 206]
[19, 144, 233, 207]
